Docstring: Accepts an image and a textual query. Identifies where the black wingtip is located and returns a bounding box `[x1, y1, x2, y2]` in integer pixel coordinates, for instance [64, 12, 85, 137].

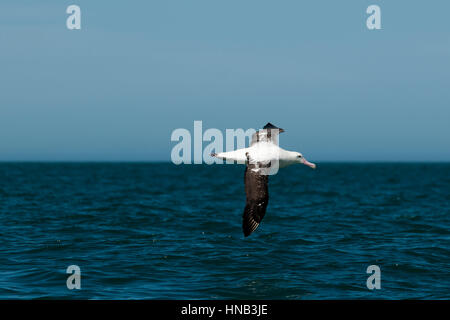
[242, 216, 260, 237]
[263, 123, 284, 132]
[263, 122, 277, 129]
[243, 224, 259, 237]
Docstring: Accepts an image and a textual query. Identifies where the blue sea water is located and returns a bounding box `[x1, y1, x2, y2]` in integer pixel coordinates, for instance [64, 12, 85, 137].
[0, 163, 449, 299]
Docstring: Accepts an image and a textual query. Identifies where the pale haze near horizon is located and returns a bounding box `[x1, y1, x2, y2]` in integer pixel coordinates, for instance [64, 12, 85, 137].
[0, 1, 449, 162]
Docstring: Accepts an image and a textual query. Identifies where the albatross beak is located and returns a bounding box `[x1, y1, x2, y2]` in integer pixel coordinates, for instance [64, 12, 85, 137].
[302, 158, 316, 169]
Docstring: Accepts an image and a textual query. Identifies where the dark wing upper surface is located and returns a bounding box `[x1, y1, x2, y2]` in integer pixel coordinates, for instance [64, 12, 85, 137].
[242, 165, 269, 237]
[250, 122, 284, 146]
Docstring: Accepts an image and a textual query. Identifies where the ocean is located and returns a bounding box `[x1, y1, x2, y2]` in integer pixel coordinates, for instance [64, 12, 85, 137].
[0, 163, 449, 299]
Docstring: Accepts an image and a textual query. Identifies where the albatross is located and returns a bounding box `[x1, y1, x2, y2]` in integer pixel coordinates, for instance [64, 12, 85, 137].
[212, 123, 316, 237]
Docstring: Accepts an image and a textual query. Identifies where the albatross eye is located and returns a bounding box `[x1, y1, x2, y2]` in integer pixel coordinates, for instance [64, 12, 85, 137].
[298, 155, 302, 158]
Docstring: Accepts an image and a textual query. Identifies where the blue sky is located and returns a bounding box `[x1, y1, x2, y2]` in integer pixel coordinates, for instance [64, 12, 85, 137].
[0, 1, 449, 161]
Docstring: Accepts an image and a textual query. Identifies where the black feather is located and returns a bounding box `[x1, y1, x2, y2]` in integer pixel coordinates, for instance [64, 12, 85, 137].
[242, 166, 269, 237]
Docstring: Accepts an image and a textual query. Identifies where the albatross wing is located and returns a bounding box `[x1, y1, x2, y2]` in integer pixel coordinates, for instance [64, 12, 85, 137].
[242, 164, 269, 237]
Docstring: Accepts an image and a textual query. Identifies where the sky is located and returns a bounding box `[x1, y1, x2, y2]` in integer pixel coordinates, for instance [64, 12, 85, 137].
[0, 0, 449, 162]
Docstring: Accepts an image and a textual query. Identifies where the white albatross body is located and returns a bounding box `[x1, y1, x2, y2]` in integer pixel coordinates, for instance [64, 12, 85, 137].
[214, 142, 307, 168]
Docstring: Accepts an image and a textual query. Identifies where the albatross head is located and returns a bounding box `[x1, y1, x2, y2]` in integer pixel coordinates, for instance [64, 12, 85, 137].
[294, 152, 316, 169]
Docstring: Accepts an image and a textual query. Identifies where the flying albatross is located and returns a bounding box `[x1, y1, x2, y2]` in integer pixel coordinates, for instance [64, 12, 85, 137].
[212, 123, 316, 237]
